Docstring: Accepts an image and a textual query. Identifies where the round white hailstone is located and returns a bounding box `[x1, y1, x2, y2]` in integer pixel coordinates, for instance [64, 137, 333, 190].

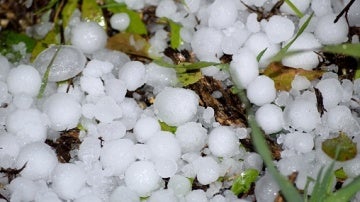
[0, 133, 20, 168]
[315, 78, 343, 110]
[33, 45, 86, 82]
[109, 186, 140, 202]
[74, 194, 102, 202]
[280, 0, 310, 15]
[221, 36, 242, 55]
[298, 14, 319, 33]
[82, 59, 114, 78]
[283, 98, 320, 132]
[311, 0, 332, 16]
[146, 62, 178, 91]
[154, 87, 199, 126]
[100, 139, 135, 175]
[344, 0, 360, 26]
[175, 122, 207, 153]
[7, 64, 41, 97]
[246, 13, 260, 33]
[193, 157, 220, 185]
[94, 96, 122, 123]
[51, 163, 87, 200]
[291, 75, 311, 91]
[208, 0, 237, 29]
[124, 0, 144, 10]
[80, 76, 105, 95]
[8, 177, 38, 202]
[208, 126, 239, 157]
[183, 0, 201, 13]
[134, 143, 152, 160]
[343, 156, 360, 178]
[265, 15, 295, 43]
[283, 132, 314, 153]
[15, 142, 57, 180]
[110, 13, 130, 31]
[185, 190, 208, 202]
[168, 175, 192, 197]
[327, 105, 354, 132]
[254, 173, 280, 202]
[0, 55, 10, 81]
[156, 0, 177, 18]
[147, 131, 181, 161]
[282, 33, 322, 70]
[277, 156, 304, 176]
[154, 158, 178, 178]
[191, 27, 223, 60]
[78, 137, 101, 163]
[43, 93, 81, 131]
[314, 14, 348, 45]
[148, 189, 177, 202]
[134, 116, 161, 143]
[255, 104, 284, 134]
[105, 79, 127, 103]
[71, 21, 107, 54]
[244, 152, 263, 171]
[230, 49, 259, 88]
[6, 108, 47, 145]
[118, 61, 146, 91]
[97, 121, 126, 140]
[247, 75, 276, 106]
[13, 93, 33, 109]
[125, 161, 161, 197]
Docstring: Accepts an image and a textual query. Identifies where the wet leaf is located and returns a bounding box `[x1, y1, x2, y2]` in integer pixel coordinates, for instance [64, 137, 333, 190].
[263, 62, 323, 91]
[31, 26, 60, 61]
[107, 32, 150, 58]
[231, 168, 259, 195]
[82, 0, 106, 29]
[178, 71, 203, 86]
[159, 121, 177, 133]
[323, 43, 360, 58]
[62, 0, 78, 30]
[168, 19, 182, 49]
[322, 132, 357, 162]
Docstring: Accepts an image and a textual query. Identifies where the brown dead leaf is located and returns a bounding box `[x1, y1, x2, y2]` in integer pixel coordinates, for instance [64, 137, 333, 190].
[106, 32, 150, 59]
[263, 62, 324, 91]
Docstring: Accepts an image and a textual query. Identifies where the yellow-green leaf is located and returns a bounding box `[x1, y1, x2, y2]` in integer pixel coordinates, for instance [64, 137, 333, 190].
[159, 121, 177, 133]
[81, 0, 106, 29]
[62, 0, 78, 30]
[168, 19, 182, 49]
[31, 27, 60, 62]
[263, 62, 323, 91]
[178, 71, 203, 86]
[322, 132, 357, 162]
[231, 169, 259, 196]
[106, 32, 150, 58]
[335, 167, 348, 180]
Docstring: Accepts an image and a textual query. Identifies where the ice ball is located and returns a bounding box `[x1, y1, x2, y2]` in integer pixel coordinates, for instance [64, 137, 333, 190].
[71, 21, 107, 54]
[97, 121, 126, 141]
[109, 186, 140, 202]
[254, 173, 280, 202]
[175, 122, 207, 153]
[208, 0, 237, 29]
[193, 157, 220, 185]
[134, 116, 161, 143]
[168, 175, 192, 197]
[8, 177, 38, 202]
[255, 103, 284, 134]
[247, 75, 276, 106]
[156, 0, 177, 19]
[0, 133, 20, 168]
[148, 189, 177, 202]
[230, 49, 259, 88]
[265, 15, 295, 43]
[191, 27, 223, 60]
[185, 190, 207, 202]
[327, 105, 354, 132]
[110, 13, 130, 31]
[208, 126, 239, 157]
[147, 131, 181, 161]
[118, 61, 146, 91]
[315, 78, 343, 110]
[105, 78, 127, 103]
[315, 14, 348, 45]
[7, 64, 41, 97]
[283, 132, 314, 153]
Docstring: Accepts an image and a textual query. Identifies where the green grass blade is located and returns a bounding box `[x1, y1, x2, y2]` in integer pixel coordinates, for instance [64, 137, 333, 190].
[326, 175, 360, 202]
[168, 19, 182, 49]
[284, 0, 304, 18]
[256, 48, 267, 62]
[323, 43, 360, 58]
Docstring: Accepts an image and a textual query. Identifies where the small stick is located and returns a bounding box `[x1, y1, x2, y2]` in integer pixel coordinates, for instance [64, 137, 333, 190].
[334, 0, 355, 23]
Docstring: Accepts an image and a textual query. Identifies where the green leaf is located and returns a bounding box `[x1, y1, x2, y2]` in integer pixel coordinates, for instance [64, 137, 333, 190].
[168, 19, 182, 49]
[323, 43, 360, 58]
[322, 132, 357, 162]
[334, 168, 348, 180]
[104, 0, 147, 35]
[82, 0, 107, 29]
[159, 121, 177, 133]
[231, 169, 259, 195]
[284, 0, 304, 18]
[310, 163, 336, 202]
[272, 13, 313, 62]
[178, 71, 202, 86]
[256, 48, 267, 62]
[61, 0, 78, 30]
[0, 31, 36, 62]
[326, 175, 360, 202]
[31, 26, 60, 61]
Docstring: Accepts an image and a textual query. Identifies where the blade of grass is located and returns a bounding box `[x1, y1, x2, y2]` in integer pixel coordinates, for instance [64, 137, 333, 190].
[256, 48, 267, 62]
[323, 43, 360, 58]
[168, 19, 182, 49]
[284, 0, 304, 18]
[326, 175, 360, 202]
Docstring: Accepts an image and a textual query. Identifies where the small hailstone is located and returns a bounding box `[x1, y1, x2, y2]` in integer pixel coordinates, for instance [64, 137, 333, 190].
[146, 62, 178, 91]
[105, 78, 127, 103]
[8, 177, 38, 202]
[0, 133, 20, 168]
[146, 131, 181, 161]
[315, 78, 343, 110]
[229, 49, 259, 88]
[71, 21, 107, 54]
[291, 75, 311, 90]
[193, 156, 220, 185]
[247, 75, 276, 106]
[93, 96, 122, 123]
[118, 61, 146, 91]
[154, 157, 178, 178]
[311, 0, 332, 16]
[119, 98, 141, 130]
[92, 49, 131, 73]
[175, 122, 207, 153]
[246, 13, 260, 33]
[78, 136, 101, 163]
[134, 116, 161, 143]
[208, 126, 239, 157]
[51, 163, 87, 200]
[280, 0, 310, 15]
[185, 189, 208, 202]
[82, 59, 113, 78]
[210, 194, 227, 202]
[125, 161, 161, 197]
[255, 103, 284, 134]
[43, 93, 82, 131]
[314, 14, 348, 45]
[100, 139, 135, 175]
[148, 189, 177, 202]
[208, 0, 237, 29]
[191, 27, 223, 61]
[110, 13, 130, 31]
[7, 64, 41, 97]
[283, 132, 314, 153]
[277, 156, 304, 176]
[6, 108, 47, 145]
[0, 55, 10, 81]
[244, 152, 263, 171]
[13, 93, 33, 109]
[97, 121, 126, 140]
[80, 76, 105, 95]
[33, 45, 86, 82]
[134, 143, 152, 160]
[254, 173, 280, 202]
[265, 15, 295, 43]
[221, 36, 242, 55]
[156, 0, 177, 18]
[15, 142, 57, 180]
[326, 105, 355, 132]
[109, 186, 140, 202]
[283, 98, 321, 132]
[168, 175, 192, 197]
[154, 87, 199, 126]
[124, 0, 144, 10]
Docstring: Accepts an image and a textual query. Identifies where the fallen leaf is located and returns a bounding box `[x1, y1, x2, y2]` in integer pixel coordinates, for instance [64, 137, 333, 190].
[106, 32, 150, 58]
[178, 71, 203, 86]
[322, 132, 357, 162]
[263, 62, 323, 91]
[231, 168, 259, 196]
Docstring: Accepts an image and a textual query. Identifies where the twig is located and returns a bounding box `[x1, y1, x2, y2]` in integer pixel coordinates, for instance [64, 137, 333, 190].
[334, 0, 355, 23]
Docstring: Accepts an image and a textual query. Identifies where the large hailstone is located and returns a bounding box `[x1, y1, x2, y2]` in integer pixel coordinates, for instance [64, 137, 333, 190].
[314, 14, 348, 45]
[315, 78, 343, 110]
[71, 21, 107, 54]
[208, 0, 238, 29]
[33, 45, 86, 82]
[208, 126, 239, 157]
[146, 131, 181, 161]
[43, 93, 82, 131]
[265, 15, 295, 43]
[7, 64, 41, 97]
[191, 27, 223, 60]
[118, 61, 146, 91]
[247, 75, 276, 106]
[154, 87, 199, 126]
[255, 104, 284, 134]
